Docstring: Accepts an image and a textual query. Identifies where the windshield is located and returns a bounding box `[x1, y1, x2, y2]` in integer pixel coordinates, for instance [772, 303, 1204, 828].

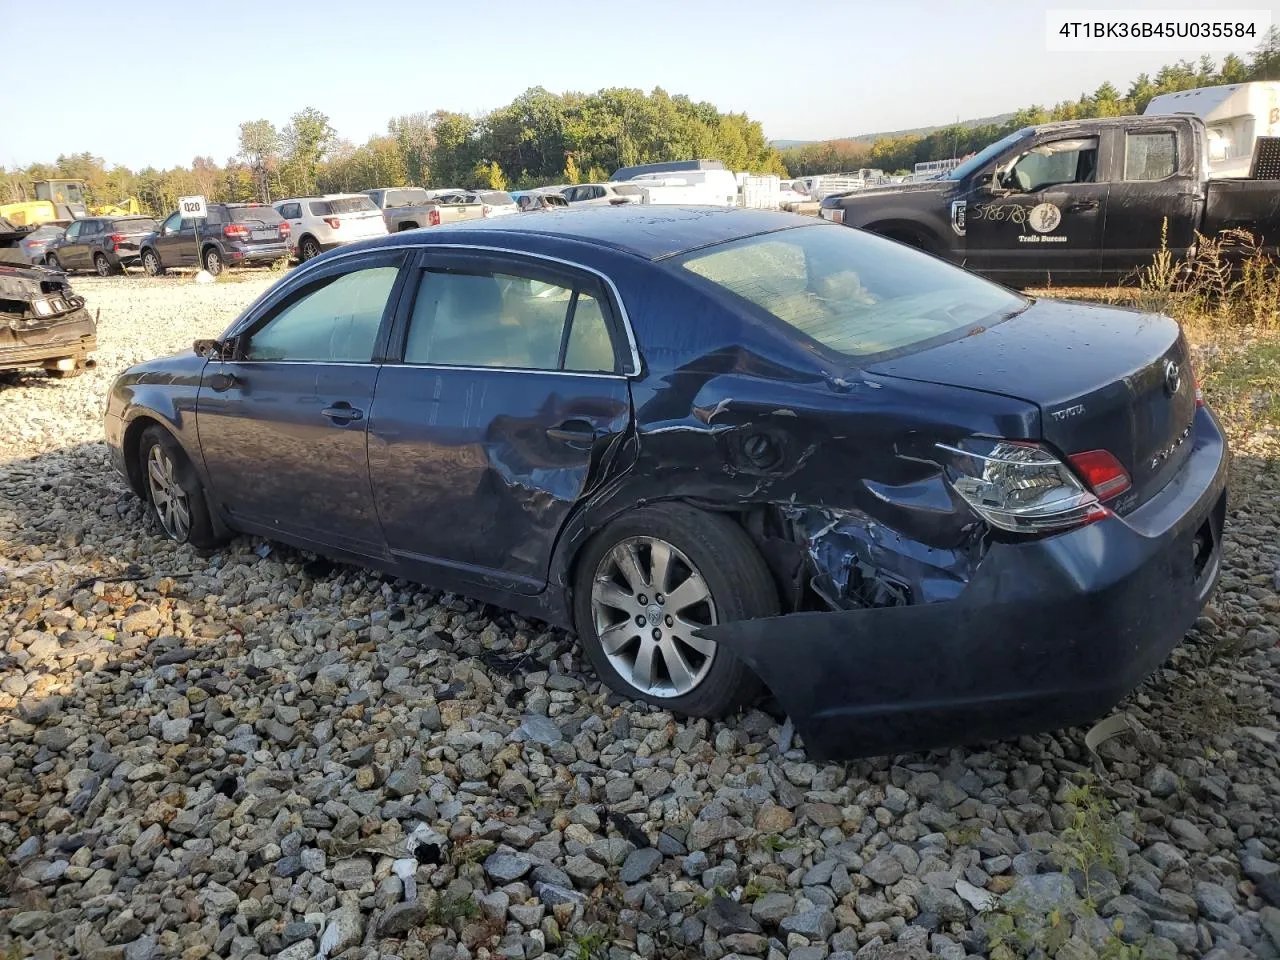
[386, 188, 431, 207]
[946, 128, 1033, 180]
[678, 223, 1026, 358]
[230, 205, 284, 224]
[612, 184, 643, 196]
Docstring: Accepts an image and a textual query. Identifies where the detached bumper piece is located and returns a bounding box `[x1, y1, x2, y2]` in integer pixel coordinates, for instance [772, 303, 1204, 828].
[702, 411, 1229, 761]
[0, 263, 97, 372]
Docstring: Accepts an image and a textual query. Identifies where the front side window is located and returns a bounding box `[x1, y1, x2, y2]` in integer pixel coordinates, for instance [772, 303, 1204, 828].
[1004, 138, 1099, 192]
[64, 222, 82, 240]
[1124, 132, 1177, 181]
[244, 265, 400, 362]
[403, 267, 617, 372]
[678, 223, 1025, 359]
[161, 213, 180, 233]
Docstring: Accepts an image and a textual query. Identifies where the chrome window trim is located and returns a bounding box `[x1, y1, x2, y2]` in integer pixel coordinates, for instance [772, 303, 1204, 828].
[229, 240, 643, 376]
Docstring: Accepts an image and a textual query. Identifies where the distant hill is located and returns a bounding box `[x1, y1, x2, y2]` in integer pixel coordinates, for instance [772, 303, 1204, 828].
[773, 112, 1016, 148]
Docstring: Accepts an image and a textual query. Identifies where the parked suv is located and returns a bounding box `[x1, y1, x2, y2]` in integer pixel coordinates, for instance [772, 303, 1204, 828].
[45, 216, 160, 275]
[139, 203, 290, 276]
[561, 183, 643, 206]
[275, 194, 389, 261]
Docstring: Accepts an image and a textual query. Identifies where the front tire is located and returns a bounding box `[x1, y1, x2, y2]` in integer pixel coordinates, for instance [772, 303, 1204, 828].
[142, 250, 164, 276]
[572, 503, 778, 717]
[203, 247, 223, 276]
[46, 253, 64, 272]
[138, 425, 224, 549]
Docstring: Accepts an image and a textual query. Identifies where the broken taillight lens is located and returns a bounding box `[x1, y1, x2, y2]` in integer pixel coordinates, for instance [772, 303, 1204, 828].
[937, 439, 1108, 534]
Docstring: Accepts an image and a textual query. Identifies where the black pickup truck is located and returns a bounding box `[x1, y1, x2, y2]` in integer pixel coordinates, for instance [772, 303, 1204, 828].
[821, 114, 1280, 286]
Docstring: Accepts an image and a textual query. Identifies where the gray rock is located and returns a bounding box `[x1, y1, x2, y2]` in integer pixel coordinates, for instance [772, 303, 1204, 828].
[377, 902, 430, 937]
[160, 717, 190, 743]
[322, 906, 363, 955]
[485, 852, 534, 882]
[1002, 873, 1077, 913]
[779, 908, 836, 940]
[8, 911, 53, 935]
[913, 886, 966, 923]
[752, 892, 796, 925]
[705, 895, 763, 935]
[534, 881, 585, 906]
[620, 847, 663, 883]
[515, 715, 563, 745]
[385, 757, 422, 797]
[862, 855, 903, 887]
[688, 815, 746, 851]
[565, 854, 607, 887]
[1194, 881, 1237, 922]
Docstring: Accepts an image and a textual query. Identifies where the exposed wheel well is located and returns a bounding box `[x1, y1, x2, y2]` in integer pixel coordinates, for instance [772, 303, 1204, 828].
[201, 243, 221, 260]
[298, 233, 318, 248]
[865, 220, 940, 255]
[122, 415, 165, 498]
[397, 222, 419, 231]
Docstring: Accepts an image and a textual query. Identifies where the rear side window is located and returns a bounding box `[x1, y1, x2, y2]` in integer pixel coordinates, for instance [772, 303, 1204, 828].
[386, 189, 430, 207]
[231, 205, 284, 224]
[309, 201, 333, 216]
[403, 268, 617, 372]
[678, 224, 1025, 359]
[245, 265, 400, 362]
[1125, 132, 1177, 181]
[329, 196, 377, 214]
[279, 202, 302, 219]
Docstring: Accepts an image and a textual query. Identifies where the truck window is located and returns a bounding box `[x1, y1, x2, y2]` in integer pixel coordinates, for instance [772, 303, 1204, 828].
[1124, 132, 1177, 181]
[1004, 138, 1098, 192]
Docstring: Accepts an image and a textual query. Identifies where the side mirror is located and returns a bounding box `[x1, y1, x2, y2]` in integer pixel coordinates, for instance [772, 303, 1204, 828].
[193, 338, 222, 359]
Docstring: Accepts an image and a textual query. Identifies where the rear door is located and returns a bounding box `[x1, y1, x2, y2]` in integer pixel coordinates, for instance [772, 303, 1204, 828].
[196, 250, 410, 554]
[1101, 126, 1201, 279]
[277, 201, 305, 248]
[367, 249, 633, 593]
[966, 132, 1107, 285]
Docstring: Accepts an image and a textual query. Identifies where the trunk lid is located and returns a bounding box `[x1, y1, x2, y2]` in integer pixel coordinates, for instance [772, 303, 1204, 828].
[866, 298, 1197, 512]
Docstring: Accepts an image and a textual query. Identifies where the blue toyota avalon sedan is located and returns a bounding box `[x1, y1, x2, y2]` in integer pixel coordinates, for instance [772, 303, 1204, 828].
[105, 206, 1227, 759]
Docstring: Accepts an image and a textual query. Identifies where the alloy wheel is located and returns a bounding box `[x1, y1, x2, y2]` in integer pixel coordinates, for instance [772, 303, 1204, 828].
[302, 239, 319, 260]
[147, 444, 191, 541]
[95, 254, 110, 276]
[589, 536, 718, 698]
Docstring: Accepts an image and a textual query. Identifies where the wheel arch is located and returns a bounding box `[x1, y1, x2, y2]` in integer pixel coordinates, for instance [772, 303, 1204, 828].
[862, 219, 943, 255]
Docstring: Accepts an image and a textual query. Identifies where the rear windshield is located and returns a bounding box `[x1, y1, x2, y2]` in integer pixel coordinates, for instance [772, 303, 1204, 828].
[311, 197, 377, 216]
[386, 188, 431, 207]
[30, 225, 65, 239]
[612, 184, 643, 196]
[677, 224, 1026, 358]
[115, 218, 159, 233]
[230, 205, 284, 224]
[478, 191, 513, 205]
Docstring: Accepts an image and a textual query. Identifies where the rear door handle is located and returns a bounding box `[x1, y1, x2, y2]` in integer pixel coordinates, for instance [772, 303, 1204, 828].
[546, 418, 601, 446]
[322, 403, 364, 423]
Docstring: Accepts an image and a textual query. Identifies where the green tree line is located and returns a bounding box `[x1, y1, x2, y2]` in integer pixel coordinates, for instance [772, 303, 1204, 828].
[782, 32, 1280, 175]
[0, 86, 784, 217]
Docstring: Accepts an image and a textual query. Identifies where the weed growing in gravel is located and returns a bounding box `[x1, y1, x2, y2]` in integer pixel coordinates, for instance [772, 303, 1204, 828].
[569, 929, 609, 960]
[430, 890, 480, 925]
[756, 834, 796, 852]
[1053, 776, 1121, 907]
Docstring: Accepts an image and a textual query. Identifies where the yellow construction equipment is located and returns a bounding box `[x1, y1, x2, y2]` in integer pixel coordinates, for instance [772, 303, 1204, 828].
[0, 179, 142, 226]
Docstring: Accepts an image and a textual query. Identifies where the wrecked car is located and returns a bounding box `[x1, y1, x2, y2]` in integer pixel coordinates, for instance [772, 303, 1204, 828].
[103, 206, 1228, 759]
[1, 222, 98, 378]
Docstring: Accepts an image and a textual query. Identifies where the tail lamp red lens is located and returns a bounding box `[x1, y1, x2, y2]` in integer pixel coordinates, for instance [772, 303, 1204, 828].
[1067, 449, 1131, 500]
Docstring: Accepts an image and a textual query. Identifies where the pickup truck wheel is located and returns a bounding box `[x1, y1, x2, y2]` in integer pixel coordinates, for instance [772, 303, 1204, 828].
[299, 237, 321, 261]
[139, 425, 224, 549]
[572, 503, 778, 717]
[203, 247, 223, 276]
[142, 250, 164, 276]
[94, 253, 112, 277]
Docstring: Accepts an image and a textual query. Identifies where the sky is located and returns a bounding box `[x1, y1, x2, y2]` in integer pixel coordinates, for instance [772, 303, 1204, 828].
[0, 0, 1268, 170]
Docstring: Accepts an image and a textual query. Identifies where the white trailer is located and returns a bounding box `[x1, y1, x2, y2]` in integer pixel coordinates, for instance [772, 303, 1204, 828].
[1144, 82, 1280, 178]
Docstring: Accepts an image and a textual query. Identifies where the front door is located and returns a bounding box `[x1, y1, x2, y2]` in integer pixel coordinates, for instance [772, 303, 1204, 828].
[196, 251, 409, 555]
[154, 212, 185, 265]
[966, 134, 1107, 286]
[1102, 126, 1201, 280]
[368, 251, 633, 593]
[60, 220, 88, 269]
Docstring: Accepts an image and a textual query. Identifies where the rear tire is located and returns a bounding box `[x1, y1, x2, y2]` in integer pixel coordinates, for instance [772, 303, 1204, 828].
[299, 236, 321, 261]
[572, 503, 778, 717]
[142, 249, 164, 276]
[203, 247, 223, 276]
[138, 425, 224, 549]
[94, 253, 112, 277]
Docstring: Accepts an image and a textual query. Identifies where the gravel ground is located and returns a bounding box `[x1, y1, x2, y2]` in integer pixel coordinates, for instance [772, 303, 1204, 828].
[2, 275, 1279, 960]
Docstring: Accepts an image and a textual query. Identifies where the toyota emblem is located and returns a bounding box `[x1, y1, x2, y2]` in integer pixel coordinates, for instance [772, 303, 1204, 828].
[1163, 359, 1181, 397]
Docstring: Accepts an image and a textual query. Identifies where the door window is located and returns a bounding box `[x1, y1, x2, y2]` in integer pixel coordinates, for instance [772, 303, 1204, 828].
[403, 267, 618, 372]
[243, 265, 400, 362]
[64, 222, 82, 240]
[1004, 138, 1099, 192]
[81, 220, 101, 236]
[1124, 132, 1177, 181]
[280, 202, 301, 219]
[161, 213, 181, 234]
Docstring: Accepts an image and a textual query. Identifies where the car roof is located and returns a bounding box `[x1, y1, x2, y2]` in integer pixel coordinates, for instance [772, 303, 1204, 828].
[387, 205, 820, 260]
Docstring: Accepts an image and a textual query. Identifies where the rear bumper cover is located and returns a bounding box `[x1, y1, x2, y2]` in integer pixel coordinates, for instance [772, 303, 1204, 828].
[702, 406, 1230, 760]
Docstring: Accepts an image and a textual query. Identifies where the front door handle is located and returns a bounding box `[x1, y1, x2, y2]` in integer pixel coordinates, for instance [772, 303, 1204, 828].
[321, 403, 364, 424]
[209, 372, 238, 392]
[1064, 200, 1099, 213]
[546, 418, 601, 446]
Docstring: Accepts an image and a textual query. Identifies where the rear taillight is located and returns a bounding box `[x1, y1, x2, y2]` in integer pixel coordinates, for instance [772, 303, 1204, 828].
[278, 222, 290, 237]
[223, 223, 249, 239]
[1067, 449, 1132, 501]
[937, 439, 1108, 534]
[324, 217, 340, 229]
[482, 205, 492, 218]
[428, 209, 441, 227]
[110, 233, 125, 250]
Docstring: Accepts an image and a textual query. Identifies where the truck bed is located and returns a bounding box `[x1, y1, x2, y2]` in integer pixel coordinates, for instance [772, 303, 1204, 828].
[1204, 179, 1280, 254]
